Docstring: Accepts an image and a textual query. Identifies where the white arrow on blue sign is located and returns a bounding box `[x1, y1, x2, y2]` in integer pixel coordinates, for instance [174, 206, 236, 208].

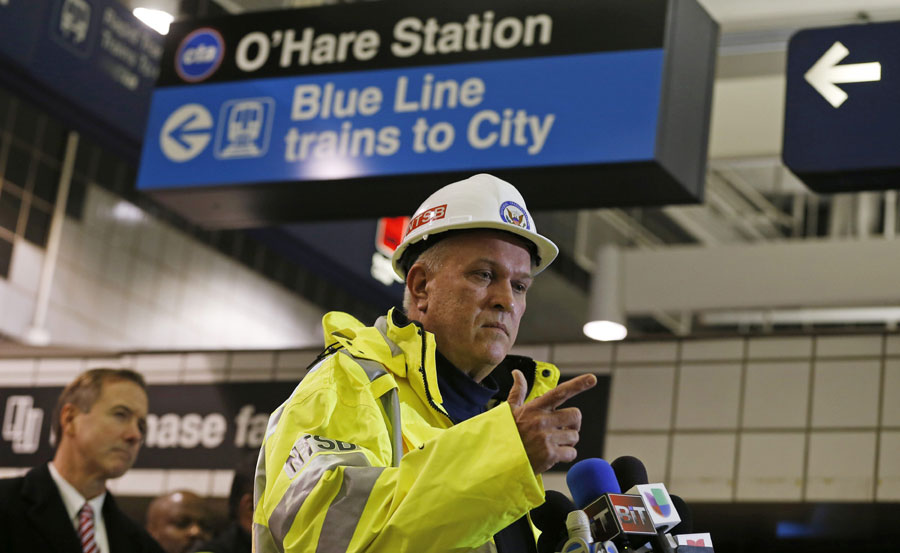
[783, 21, 900, 193]
[160, 103, 214, 162]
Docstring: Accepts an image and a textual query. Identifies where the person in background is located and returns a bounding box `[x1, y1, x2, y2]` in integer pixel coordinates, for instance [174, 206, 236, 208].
[0, 367, 164, 553]
[145, 490, 211, 553]
[193, 457, 254, 553]
[253, 174, 597, 552]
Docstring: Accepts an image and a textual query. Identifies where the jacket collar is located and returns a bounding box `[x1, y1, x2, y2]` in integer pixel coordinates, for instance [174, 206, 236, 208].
[321, 308, 558, 411]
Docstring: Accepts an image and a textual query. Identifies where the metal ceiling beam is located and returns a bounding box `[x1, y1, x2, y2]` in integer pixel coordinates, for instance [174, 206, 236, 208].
[622, 238, 900, 314]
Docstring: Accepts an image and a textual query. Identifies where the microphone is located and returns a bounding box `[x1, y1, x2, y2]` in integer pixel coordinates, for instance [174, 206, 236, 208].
[610, 457, 680, 553]
[611, 456, 648, 492]
[558, 510, 593, 553]
[566, 459, 656, 551]
[567, 457, 621, 509]
[532, 490, 576, 553]
[669, 495, 693, 534]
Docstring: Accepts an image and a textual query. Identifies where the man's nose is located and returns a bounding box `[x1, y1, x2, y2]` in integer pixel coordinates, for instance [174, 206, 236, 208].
[124, 418, 143, 443]
[491, 280, 515, 311]
[188, 522, 204, 537]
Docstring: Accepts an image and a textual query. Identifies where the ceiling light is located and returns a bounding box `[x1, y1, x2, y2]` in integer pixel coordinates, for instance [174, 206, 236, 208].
[112, 200, 144, 222]
[133, 7, 174, 35]
[583, 320, 628, 342]
[584, 244, 628, 342]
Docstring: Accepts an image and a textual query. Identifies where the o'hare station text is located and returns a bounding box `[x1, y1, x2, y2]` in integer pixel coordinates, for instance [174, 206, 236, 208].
[235, 11, 553, 70]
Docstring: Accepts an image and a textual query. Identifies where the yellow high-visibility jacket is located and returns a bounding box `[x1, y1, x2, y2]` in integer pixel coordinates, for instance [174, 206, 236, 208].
[253, 308, 560, 553]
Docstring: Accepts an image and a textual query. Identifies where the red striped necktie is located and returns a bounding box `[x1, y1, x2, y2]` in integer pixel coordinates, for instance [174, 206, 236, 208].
[78, 503, 99, 553]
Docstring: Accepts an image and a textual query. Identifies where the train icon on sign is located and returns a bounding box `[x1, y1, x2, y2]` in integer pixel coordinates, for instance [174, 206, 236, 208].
[51, 0, 95, 57]
[214, 98, 275, 159]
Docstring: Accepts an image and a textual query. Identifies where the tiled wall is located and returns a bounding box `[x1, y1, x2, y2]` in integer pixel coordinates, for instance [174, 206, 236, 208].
[0, 183, 325, 349]
[589, 335, 900, 503]
[2, 334, 897, 503]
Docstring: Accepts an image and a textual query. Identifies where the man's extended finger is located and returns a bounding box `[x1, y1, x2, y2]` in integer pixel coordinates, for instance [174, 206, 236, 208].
[531, 374, 597, 410]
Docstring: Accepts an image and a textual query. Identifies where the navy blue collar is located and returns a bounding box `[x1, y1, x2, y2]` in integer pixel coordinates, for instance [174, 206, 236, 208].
[434, 351, 499, 424]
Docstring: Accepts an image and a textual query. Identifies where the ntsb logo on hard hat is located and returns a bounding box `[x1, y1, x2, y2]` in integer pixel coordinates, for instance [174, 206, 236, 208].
[176, 28, 225, 83]
[500, 200, 530, 230]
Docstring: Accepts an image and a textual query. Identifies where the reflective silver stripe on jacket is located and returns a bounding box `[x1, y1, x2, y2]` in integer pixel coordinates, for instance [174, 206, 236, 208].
[315, 466, 386, 553]
[374, 316, 404, 358]
[268, 450, 372, 546]
[252, 522, 281, 553]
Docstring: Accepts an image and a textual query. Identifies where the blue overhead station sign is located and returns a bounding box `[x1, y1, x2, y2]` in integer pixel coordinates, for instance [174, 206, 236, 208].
[0, 0, 163, 157]
[783, 21, 900, 193]
[137, 0, 718, 226]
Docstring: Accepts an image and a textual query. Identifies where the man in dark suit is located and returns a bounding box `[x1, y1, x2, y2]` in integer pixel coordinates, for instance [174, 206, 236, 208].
[0, 368, 165, 553]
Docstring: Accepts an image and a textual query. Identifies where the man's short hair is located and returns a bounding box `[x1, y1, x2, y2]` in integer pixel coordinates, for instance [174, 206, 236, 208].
[52, 368, 147, 441]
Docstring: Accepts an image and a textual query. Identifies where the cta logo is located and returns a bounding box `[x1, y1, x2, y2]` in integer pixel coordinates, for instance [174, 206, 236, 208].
[176, 28, 224, 82]
[2, 395, 44, 454]
[500, 200, 529, 229]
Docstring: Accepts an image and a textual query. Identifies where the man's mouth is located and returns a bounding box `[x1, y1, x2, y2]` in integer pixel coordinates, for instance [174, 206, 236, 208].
[483, 322, 508, 336]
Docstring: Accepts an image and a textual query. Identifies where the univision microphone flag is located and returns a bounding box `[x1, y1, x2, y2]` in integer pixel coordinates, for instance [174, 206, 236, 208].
[634, 483, 680, 532]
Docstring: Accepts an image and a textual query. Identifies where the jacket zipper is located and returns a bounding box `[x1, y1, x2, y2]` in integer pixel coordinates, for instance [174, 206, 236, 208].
[416, 325, 452, 423]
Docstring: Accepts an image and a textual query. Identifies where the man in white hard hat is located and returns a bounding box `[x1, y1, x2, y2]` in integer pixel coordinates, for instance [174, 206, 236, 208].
[253, 174, 597, 553]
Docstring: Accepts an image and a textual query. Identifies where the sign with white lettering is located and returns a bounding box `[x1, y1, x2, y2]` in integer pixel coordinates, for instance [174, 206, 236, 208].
[0, 0, 163, 151]
[138, 0, 717, 226]
[0, 383, 294, 469]
[783, 21, 900, 192]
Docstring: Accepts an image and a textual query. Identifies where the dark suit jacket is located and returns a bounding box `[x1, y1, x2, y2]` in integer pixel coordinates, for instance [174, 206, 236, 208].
[0, 463, 165, 553]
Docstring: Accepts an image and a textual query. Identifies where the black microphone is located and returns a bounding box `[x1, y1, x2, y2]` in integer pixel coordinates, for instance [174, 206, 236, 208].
[669, 494, 693, 534]
[611, 455, 648, 492]
[531, 490, 576, 553]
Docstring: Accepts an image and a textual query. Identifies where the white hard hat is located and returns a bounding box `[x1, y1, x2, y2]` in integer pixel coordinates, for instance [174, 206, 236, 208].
[391, 174, 559, 280]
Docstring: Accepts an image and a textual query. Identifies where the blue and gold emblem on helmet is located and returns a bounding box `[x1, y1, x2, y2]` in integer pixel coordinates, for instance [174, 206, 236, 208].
[499, 201, 529, 230]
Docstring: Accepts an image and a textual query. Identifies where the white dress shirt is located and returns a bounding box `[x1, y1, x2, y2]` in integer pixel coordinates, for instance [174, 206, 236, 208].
[48, 462, 111, 553]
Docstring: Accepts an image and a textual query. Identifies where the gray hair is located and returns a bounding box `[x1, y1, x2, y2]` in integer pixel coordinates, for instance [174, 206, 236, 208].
[401, 238, 455, 313]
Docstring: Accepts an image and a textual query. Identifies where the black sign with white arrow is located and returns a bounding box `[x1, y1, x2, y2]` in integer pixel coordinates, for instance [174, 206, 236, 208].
[783, 21, 900, 193]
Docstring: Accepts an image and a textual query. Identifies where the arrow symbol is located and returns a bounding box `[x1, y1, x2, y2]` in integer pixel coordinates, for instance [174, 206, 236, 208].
[159, 104, 213, 162]
[805, 41, 881, 108]
[168, 112, 210, 150]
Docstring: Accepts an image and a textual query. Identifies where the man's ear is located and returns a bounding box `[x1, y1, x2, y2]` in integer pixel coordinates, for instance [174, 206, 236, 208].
[59, 403, 80, 437]
[406, 264, 429, 313]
